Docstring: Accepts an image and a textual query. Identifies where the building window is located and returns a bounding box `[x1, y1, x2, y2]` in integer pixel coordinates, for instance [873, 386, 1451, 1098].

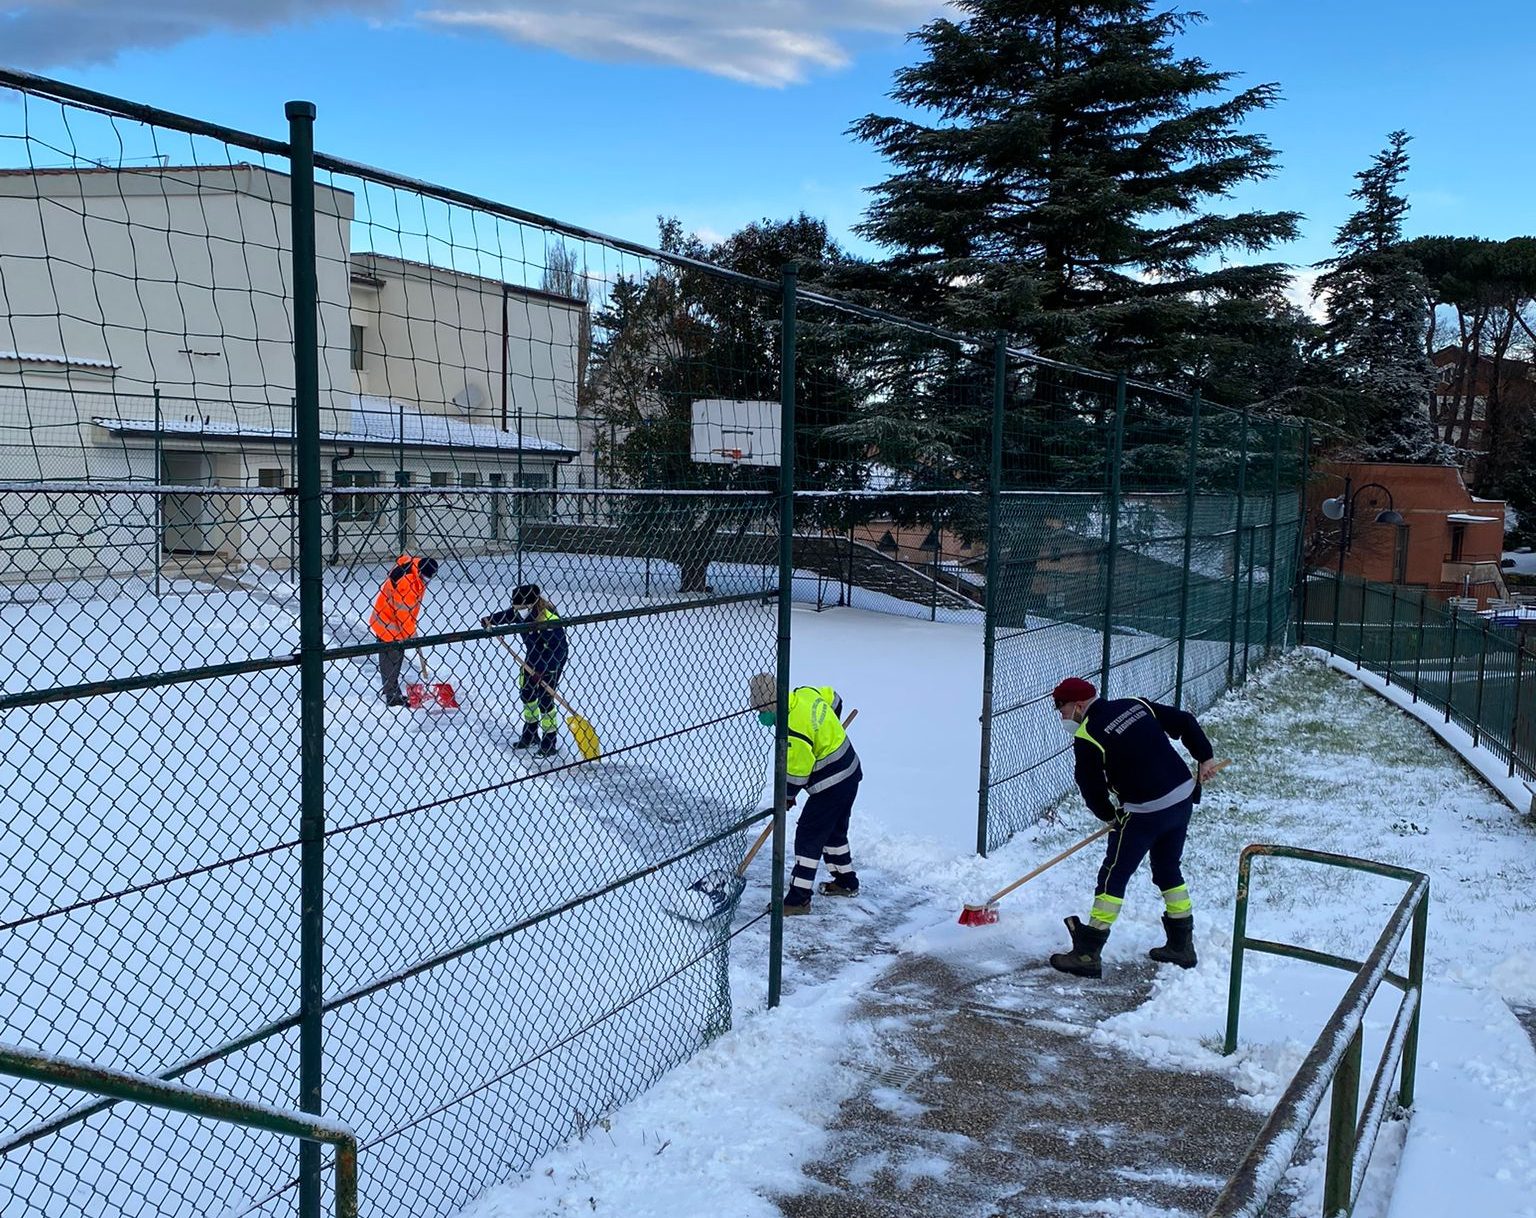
[258, 467, 286, 488]
[350, 324, 366, 372]
[488, 472, 504, 487]
[460, 472, 480, 488]
[1449, 524, 1466, 562]
[430, 471, 449, 488]
[333, 469, 381, 522]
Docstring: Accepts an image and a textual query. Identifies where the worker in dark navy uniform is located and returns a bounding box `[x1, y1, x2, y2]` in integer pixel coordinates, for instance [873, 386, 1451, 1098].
[1047, 676, 1218, 978]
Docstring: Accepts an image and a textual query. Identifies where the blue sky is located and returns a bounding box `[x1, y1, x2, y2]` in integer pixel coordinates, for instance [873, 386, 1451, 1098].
[3, 0, 1533, 283]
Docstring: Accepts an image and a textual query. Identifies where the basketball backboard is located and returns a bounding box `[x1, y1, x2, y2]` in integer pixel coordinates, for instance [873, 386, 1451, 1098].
[690, 399, 780, 466]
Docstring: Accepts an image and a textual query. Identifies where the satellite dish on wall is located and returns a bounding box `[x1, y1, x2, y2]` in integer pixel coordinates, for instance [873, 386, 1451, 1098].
[451, 382, 486, 415]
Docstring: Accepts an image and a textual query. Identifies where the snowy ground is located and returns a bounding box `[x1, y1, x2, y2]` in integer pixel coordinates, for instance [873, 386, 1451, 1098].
[5, 558, 1534, 1216]
[460, 635, 1536, 1218]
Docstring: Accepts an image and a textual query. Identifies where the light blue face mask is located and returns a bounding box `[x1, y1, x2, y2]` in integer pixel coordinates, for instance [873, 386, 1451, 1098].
[757, 711, 776, 727]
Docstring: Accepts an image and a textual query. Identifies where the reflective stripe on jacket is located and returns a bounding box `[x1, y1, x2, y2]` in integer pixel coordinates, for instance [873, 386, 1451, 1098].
[370, 554, 426, 641]
[786, 685, 859, 795]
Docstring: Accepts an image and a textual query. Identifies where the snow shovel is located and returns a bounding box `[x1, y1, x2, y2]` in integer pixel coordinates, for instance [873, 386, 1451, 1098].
[496, 637, 600, 760]
[958, 758, 1232, 926]
[406, 652, 459, 709]
[686, 821, 776, 917]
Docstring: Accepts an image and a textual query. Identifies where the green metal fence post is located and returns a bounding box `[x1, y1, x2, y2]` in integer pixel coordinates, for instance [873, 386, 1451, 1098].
[1400, 886, 1429, 1108]
[976, 335, 1007, 858]
[1174, 390, 1201, 706]
[1446, 605, 1459, 725]
[1226, 411, 1250, 688]
[1100, 374, 1126, 693]
[1242, 524, 1256, 682]
[768, 262, 798, 1010]
[395, 469, 409, 554]
[1323, 1027, 1363, 1216]
[1223, 849, 1253, 1055]
[286, 98, 326, 1218]
[1473, 618, 1490, 748]
[1356, 575, 1368, 670]
[153, 386, 162, 599]
[1293, 422, 1312, 648]
[1413, 591, 1426, 704]
[1384, 583, 1397, 688]
[976, 334, 1013, 853]
[1512, 643, 1526, 778]
[1266, 420, 1280, 656]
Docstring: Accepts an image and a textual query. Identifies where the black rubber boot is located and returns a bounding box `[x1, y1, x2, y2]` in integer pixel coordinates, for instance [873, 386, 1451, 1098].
[818, 875, 860, 897]
[537, 731, 559, 758]
[514, 721, 539, 749]
[1148, 914, 1197, 969]
[1048, 915, 1110, 979]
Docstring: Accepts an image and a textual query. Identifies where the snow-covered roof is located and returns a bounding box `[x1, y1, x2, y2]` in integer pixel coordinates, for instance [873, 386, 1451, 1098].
[346, 396, 574, 454]
[92, 398, 577, 459]
[1447, 512, 1500, 524]
[0, 351, 119, 370]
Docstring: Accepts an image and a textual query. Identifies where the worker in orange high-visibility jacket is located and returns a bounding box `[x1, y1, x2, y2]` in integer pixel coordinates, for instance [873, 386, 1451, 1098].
[369, 554, 438, 707]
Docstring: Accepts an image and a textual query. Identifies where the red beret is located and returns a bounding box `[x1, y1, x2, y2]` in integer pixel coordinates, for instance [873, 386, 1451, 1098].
[1051, 677, 1097, 706]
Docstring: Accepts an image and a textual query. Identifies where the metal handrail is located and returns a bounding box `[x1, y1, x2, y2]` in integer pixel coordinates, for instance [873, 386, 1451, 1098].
[1210, 844, 1429, 1218]
[0, 1041, 359, 1218]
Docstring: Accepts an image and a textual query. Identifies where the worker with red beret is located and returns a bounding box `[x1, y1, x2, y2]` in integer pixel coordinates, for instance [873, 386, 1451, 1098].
[1047, 676, 1219, 979]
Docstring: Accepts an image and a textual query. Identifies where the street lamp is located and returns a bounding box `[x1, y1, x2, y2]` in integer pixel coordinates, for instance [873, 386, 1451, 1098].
[1320, 476, 1404, 583]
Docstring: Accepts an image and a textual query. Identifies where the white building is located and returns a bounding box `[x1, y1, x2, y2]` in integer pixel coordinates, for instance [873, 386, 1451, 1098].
[0, 163, 582, 581]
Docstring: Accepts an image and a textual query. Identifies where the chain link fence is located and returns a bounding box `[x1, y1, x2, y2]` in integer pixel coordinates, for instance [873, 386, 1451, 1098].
[0, 67, 1307, 1217]
[1301, 573, 1536, 787]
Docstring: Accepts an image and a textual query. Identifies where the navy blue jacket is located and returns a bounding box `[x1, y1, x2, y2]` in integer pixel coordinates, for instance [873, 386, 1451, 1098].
[1072, 697, 1213, 822]
[484, 607, 568, 676]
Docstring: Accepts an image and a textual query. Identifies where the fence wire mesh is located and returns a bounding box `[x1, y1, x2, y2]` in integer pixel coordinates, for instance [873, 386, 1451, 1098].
[0, 72, 775, 1218]
[0, 66, 1307, 1216]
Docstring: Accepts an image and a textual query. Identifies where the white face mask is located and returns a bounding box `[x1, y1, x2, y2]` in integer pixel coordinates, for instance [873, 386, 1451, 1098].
[1060, 715, 1078, 736]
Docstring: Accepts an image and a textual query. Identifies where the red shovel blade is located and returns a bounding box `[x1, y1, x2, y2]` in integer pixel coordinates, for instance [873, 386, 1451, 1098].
[958, 902, 999, 927]
[433, 682, 459, 709]
[405, 683, 427, 708]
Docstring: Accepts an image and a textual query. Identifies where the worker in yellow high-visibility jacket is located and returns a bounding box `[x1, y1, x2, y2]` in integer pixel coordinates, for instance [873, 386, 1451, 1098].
[748, 673, 861, 914]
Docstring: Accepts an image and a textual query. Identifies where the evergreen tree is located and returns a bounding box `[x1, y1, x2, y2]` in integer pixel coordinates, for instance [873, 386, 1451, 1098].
[1313, 132, 1448, 461]
[850, 0, 1300, 377]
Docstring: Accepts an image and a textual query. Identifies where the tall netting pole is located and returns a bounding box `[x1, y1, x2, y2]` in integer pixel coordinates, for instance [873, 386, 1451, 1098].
[286, 98, 326, 1218]
[976, 334, 1007, 857]
[768, 262, 797, 1009]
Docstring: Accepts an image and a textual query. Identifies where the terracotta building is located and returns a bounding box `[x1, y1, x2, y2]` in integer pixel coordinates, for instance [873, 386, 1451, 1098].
[1310, 461, 1507, 603]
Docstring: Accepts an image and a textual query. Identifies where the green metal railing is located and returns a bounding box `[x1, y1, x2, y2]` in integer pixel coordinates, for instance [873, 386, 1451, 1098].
[0, 1041, 359, 1218]
[1214, 845, 1429, 1218]
[1302, 573, 1536, 786]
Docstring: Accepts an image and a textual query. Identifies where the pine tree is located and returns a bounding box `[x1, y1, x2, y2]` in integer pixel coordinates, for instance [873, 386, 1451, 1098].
[850, 0, 1300, 376]
[1314, 132, 1448, 462]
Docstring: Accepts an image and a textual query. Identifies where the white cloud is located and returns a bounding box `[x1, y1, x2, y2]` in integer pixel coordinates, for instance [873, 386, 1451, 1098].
[1284, 267, 1328, 322]
[3, 0, 945, 86]
[1, 0, 395, 67]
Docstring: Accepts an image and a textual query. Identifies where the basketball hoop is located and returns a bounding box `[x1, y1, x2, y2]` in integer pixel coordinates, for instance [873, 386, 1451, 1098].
[712, 448, 745, 464]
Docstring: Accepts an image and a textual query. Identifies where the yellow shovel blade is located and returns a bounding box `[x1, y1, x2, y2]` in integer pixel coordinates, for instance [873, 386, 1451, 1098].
[567, 714, 601, 760]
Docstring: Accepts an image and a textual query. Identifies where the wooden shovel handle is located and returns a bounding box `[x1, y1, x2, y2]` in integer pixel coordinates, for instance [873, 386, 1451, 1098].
[984, 825, 1111, 906]
[737, 821, 775, 876]
[980, 758, 1233, 907]
[496, 636, 579, 718]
